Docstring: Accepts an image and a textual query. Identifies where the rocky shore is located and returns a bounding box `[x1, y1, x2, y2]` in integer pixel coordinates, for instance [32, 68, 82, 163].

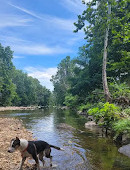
[0, 106, 37, 112]
[0, 118, 35, 170]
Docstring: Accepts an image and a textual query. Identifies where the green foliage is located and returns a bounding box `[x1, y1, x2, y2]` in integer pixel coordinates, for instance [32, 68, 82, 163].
[64, 94, 78, 109]
[1, 79, 17, 106]
[122, 108, 130, 117]
[113, 118, 130, 138]
[0, 43, 51, 107]
[0, 43, 16, 106]
[88, 102, 120, 128]
[51, 56, 74, 106]
[78, 103, 92, 112]
[12, 69, 51, 106]
[109, 81, 130, 99]
[51, 0, 129, 108]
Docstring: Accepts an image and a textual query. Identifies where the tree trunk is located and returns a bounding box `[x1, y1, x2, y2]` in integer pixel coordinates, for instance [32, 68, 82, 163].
[102, 2, 111, 102]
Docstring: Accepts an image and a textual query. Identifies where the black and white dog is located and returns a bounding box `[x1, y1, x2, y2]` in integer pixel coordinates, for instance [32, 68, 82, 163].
[8, 137, 64, 170]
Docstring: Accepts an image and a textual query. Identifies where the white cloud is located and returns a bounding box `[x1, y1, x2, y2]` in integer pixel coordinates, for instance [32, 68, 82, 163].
[7, 3, 75, 31]
[66, 31, 85, 45]
[60, 0, 92, 14]
[0, 14, 31, 28]
[46, 17, 75, 31]
[13, 55, 25, 59]
[0, 35, 30, 43]
[24, 67, 57, 91]
[8, 3, 43, 20]
[1, 35, 73, 55]
[13, 44, 73, 55]
[60, 0, 84, 14]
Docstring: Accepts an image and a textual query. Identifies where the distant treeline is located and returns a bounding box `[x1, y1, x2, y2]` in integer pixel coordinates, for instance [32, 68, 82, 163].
[0, 44, 50, 106]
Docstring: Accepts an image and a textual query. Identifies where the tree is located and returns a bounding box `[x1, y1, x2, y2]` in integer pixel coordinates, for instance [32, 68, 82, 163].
[74, 0, 129, 102]
[51, 56, 74, 105]
[12, 69, 51, 106]
[0, 44, 16, 106]
[0, 43, 51, 107]
[102, 0, 111, 102]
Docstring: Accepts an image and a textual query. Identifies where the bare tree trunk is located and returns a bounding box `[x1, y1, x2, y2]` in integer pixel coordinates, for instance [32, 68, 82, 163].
[102, 2, 111, 102]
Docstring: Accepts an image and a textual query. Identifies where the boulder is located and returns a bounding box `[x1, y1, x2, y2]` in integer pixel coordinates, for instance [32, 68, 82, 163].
[57, 123, 76, 131]
[85, 121, 103, 134]
[118, 144, 130, 158]
[85, 121, 97, 128]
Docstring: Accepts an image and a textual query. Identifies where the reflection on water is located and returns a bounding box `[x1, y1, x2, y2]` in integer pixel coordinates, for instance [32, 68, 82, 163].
[0, 108, 130, 170]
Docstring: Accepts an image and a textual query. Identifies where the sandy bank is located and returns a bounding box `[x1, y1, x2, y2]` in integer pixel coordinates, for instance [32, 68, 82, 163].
[0, 118, 35, 170]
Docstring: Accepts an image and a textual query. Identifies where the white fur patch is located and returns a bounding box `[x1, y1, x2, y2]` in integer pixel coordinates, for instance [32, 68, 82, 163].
[19, 139, 28, 151]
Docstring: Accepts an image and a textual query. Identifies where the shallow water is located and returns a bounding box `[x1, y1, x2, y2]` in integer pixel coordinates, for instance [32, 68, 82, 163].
[0, 108, 130, 170]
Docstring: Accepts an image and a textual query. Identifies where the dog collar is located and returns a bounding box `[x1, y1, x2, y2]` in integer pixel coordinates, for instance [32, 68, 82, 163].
[21, 144, 28, 157]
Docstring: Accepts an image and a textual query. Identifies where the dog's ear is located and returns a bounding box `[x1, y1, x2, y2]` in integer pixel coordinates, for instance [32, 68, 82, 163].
[16, 137, 19, 140]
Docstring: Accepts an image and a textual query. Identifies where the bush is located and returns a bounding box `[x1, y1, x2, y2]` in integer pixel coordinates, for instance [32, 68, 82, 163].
[64, 94, 78, 109]
[113, 119, 130, 137]
[78, 103, 92, 112]
[121, 107, 130, 117]
[109, 81, 130, 99]
[88, 102, 120, 133]
[109, 81, 130, 107]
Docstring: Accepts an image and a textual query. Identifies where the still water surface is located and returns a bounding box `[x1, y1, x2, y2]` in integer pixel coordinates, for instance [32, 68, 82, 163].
[0, 108, 130, 170]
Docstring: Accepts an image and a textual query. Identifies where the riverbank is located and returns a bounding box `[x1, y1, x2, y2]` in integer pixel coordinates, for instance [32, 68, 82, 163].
[0, 118, 35, 170]
[0, 106, 37, 112]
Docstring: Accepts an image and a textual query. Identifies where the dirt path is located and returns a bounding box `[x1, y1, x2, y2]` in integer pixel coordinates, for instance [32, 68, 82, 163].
[0, 118, 35, 170]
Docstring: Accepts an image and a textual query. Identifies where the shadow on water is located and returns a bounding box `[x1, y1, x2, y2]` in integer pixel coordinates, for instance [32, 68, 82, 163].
[0, 108, 130, 170]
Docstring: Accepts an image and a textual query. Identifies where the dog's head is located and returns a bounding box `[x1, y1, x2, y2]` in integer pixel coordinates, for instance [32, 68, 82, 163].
[8, 137, 20, 153]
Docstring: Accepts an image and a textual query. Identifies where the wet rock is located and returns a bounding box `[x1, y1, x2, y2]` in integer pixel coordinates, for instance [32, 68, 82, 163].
[85, 121, 103, 134]
[118, 144, 130, 158]
[57, 123, 76, 131]
[77, 111, 88, 119]
[61, 106, 68, 110]
[85, 121, 97, 128]
[87, 116, 94, 121]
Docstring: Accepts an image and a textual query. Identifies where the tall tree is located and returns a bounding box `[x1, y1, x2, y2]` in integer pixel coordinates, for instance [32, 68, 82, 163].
[0, 44, 16, 106]
[74, 0, 129, 101]
[51, 56, 74, 105]
[102, 0, 111, 102]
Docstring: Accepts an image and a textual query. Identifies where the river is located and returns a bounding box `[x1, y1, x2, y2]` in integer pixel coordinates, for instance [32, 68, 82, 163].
[0, 108, 130, 170]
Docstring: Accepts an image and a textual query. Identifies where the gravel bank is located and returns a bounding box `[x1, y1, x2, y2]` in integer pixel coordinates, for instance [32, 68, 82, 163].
[0, 106, 36, 112]
[0, 118, 35, 170]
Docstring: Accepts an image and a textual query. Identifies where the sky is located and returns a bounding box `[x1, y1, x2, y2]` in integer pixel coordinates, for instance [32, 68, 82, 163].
[0, 0, 89, 91]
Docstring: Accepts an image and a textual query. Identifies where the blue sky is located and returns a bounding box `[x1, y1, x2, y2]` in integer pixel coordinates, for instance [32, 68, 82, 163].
[0, 0, 88, 90]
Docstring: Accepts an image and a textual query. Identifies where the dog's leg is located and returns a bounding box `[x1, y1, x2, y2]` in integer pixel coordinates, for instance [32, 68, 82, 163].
[19, 157, 26, 170]
[45, 148, 53, 167]
[32, 143, 40, 170]
[39, 152, 45, 167]
[32, 154, 40, 170]
[50, 156, 53, 167]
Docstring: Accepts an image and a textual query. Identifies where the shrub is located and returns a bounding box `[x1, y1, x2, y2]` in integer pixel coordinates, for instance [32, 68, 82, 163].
[112, 118, 130, 139]
[121, 107, 130, 117]
[88, 102, 120, 133]
[78, 103, 92, 112]
[64, 94, 78, 109]
[109, 81, 130, 107]
[109, 81, 130, 99]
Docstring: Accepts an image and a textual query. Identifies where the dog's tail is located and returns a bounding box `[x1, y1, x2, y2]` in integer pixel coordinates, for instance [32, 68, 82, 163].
[50, 145, 64, 151]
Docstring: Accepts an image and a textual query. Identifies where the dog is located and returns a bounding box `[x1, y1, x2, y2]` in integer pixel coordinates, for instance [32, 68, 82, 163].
[8, 137, 64, 170]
